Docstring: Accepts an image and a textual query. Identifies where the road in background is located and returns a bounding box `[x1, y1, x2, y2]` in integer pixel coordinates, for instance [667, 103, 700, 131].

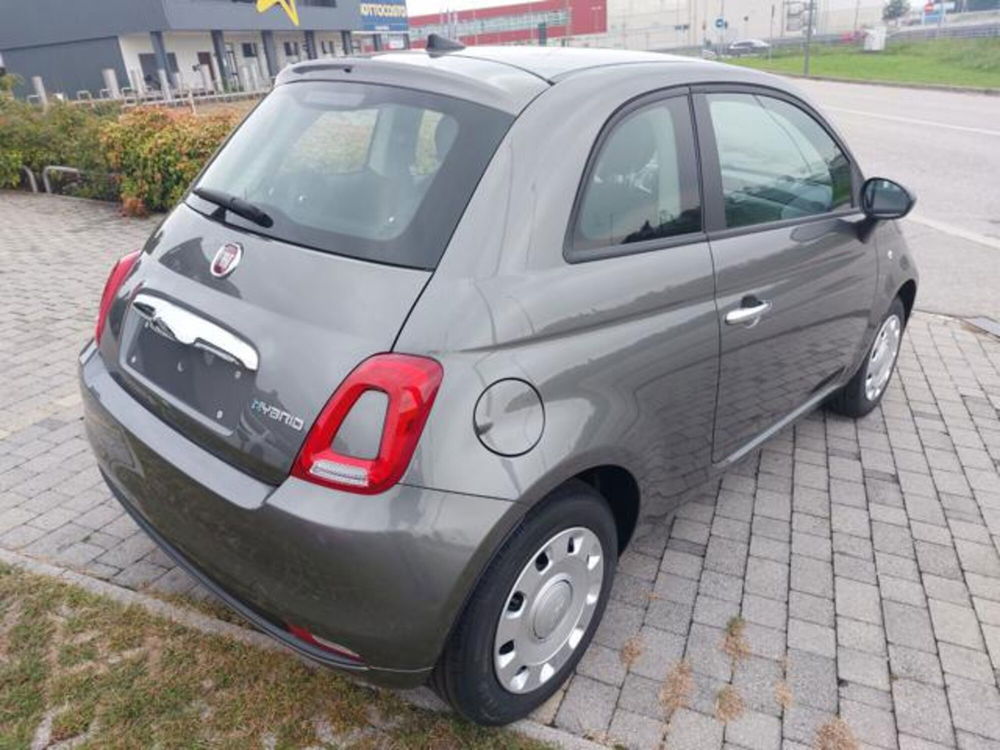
[793, 79, 1000, 321]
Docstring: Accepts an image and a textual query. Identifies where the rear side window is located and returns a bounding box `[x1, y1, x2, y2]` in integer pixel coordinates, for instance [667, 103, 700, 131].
[191, 81, 512, 270]
[571, 96, 701, 254]
[707, 93, 853, 229]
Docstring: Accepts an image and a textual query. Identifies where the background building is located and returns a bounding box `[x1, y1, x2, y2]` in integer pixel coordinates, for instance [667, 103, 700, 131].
[0, 0, 410, 100]
[410, 0, 894, 51]
[410, 0, 607, 47]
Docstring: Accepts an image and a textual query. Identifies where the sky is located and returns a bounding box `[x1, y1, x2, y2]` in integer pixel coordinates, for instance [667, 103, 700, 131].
[406, 0, 509, 18]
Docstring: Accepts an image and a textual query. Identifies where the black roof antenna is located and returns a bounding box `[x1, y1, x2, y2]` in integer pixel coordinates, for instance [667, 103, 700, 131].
[425, 33, 466, 56]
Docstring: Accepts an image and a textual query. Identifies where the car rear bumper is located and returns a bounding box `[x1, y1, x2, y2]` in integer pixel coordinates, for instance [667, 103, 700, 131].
[79, 343, 523, 687]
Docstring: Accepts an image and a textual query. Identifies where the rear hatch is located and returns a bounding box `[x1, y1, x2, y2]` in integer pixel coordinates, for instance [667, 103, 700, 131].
[99, 79, 513, 485]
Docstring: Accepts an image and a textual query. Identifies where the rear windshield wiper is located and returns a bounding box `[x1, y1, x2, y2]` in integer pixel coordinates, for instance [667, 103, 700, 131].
[192, 187, 274, 228]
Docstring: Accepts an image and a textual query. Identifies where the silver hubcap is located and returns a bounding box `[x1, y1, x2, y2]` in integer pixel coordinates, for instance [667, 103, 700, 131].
[865, 314, 902, 402]
[494, 527, 604, 694]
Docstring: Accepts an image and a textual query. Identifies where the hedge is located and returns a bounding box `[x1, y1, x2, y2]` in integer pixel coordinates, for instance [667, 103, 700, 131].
[0, 98, 239, 214]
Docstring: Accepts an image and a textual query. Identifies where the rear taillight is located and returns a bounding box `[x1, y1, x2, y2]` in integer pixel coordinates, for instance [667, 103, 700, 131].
[292, 354, 443, 495]
[95, 251, 141, 344]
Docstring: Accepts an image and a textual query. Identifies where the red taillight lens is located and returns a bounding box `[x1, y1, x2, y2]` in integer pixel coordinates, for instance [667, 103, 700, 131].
[286, 623, 363, 663]
[95, 251, 141, 344]
[292, 354, 443, 495]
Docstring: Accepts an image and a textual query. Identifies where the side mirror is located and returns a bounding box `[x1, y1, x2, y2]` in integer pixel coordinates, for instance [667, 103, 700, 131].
[861, 177, 915, 221]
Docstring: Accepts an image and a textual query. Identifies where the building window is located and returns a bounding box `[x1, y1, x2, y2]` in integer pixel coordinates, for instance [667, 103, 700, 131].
[242, 43, 258, 58]
[284, 41, 300, 57]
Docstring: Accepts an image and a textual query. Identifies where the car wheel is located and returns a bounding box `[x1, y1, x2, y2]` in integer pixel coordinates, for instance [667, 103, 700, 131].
[827, 296, 906, 418]
[432, 480, 617, 725]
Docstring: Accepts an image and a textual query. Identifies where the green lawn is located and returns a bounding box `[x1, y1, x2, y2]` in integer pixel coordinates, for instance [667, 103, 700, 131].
[730, 37, 1000, 89]
[0, 564, 548, 749]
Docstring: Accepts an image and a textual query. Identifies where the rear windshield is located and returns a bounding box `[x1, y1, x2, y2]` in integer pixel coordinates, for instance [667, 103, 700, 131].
[189, 81, 513, 270]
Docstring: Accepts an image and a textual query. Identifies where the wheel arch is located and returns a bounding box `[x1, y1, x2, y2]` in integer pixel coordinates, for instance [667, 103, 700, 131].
[572, 465, 641, 554]
[897, 279, 917, 321]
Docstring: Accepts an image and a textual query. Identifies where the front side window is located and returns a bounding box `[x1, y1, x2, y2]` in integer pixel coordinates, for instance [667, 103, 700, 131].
[572, 97, 701, 253]
[707, 93, 853, 229]
[192, 81, 512, 270]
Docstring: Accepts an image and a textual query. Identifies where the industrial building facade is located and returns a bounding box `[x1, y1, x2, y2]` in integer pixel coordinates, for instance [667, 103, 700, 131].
[0, 0, 409, 100]
[410, 0, 892, 51]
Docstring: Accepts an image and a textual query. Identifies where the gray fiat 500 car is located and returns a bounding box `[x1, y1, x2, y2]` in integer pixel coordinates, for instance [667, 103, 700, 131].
[81, 42, 917, 725]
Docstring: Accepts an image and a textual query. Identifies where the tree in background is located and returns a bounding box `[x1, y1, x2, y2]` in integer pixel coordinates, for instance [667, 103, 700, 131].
[0, 73, 23, 96]
[883, 0, 911, 21]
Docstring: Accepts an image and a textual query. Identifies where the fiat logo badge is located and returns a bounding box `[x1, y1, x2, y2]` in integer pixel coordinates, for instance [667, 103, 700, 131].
[211, 242, 243, 278]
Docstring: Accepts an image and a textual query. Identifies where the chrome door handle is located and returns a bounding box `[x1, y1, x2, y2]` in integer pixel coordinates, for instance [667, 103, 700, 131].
[131, 292, 259, 371]
[725, 299, 772, 327]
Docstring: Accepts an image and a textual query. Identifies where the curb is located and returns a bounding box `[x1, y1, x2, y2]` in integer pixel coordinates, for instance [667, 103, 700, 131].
[0, 548, 605, 750]
[766, 71, 999, 95]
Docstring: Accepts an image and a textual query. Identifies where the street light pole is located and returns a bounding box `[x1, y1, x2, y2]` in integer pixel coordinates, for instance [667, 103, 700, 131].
[769, 4, 775, 59]
[803, 0, 814, 76]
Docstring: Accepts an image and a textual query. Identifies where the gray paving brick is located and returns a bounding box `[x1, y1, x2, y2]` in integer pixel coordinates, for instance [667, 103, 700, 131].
[655, 572, 699, 606]
[789, 590, 834, 627]
[660, 548, 704, 579]
[110, 561, 166, 588]
[885, 600, 938, 652]
[577, 643, 628, 687]
[741, 593, 787, 631]
[929, 599, 985, 650]
[938, 642, 996, 684]
[594, 602, 644, 650]
[791, 555, 833, 598]
[555, 675, 618, 736]
[704, 536, 749, 577]
[645, 597, 694, 635]
[630, 625, 686, 681]
[699, 570, 743, 603]
[842, 698, 898, 749]
[685, 622, 731, 680]
[608, 708, 665, 750]
[666, 708, 723, 750]
[724, 709, 781, 750]
[744, 556, 789, 602]
[893, 678, 956, 746]
[693, 594, 740, 629]
[732, 655, 783, 717]
[880, 574, 927, 608]
[889, 644, 945, 686]
[946, 677, 1000, 742]
[787, 618, 835, 658]
[787, 648, 837, 711]
[743, 622, 786, 661]
[838, 616, 887, 655]
[839, 645, 891, 690]
[836, 577, 883, 624]
[782, 704, 835, 745]
[617, 672, 662, 720]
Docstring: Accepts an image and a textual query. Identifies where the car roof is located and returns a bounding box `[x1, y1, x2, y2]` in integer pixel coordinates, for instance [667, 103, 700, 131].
[277, 46, 794, 115]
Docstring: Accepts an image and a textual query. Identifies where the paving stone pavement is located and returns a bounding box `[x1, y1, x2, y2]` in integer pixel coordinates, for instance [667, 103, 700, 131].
[2, 192, 1000, 749]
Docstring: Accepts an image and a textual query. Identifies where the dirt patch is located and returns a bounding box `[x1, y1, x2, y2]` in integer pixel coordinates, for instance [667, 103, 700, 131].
[620, 635, 643, 670]
[775, 680, 794, 711]
[659, 660, 694, 721]
[722, 616, 751, 668]
[715, 684, 745, 723]
[814, 717, 859, 750]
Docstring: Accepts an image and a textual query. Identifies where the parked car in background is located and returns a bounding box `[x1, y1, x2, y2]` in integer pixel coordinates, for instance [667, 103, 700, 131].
[729, 38, 771, 55]
[81, 41, 917, 726]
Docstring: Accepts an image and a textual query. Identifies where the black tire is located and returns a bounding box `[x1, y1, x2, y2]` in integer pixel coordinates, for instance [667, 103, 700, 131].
[432, 480, 617, 725]
[827, 296, 907, 418]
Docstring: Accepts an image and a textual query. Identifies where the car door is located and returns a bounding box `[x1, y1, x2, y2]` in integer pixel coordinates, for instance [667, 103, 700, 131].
[557, 89, 720, 512]
[693, 87, 877, 464]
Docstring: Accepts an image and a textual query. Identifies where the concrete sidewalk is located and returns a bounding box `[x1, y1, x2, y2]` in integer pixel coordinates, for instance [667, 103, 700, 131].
[2, 192, 999, 749]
